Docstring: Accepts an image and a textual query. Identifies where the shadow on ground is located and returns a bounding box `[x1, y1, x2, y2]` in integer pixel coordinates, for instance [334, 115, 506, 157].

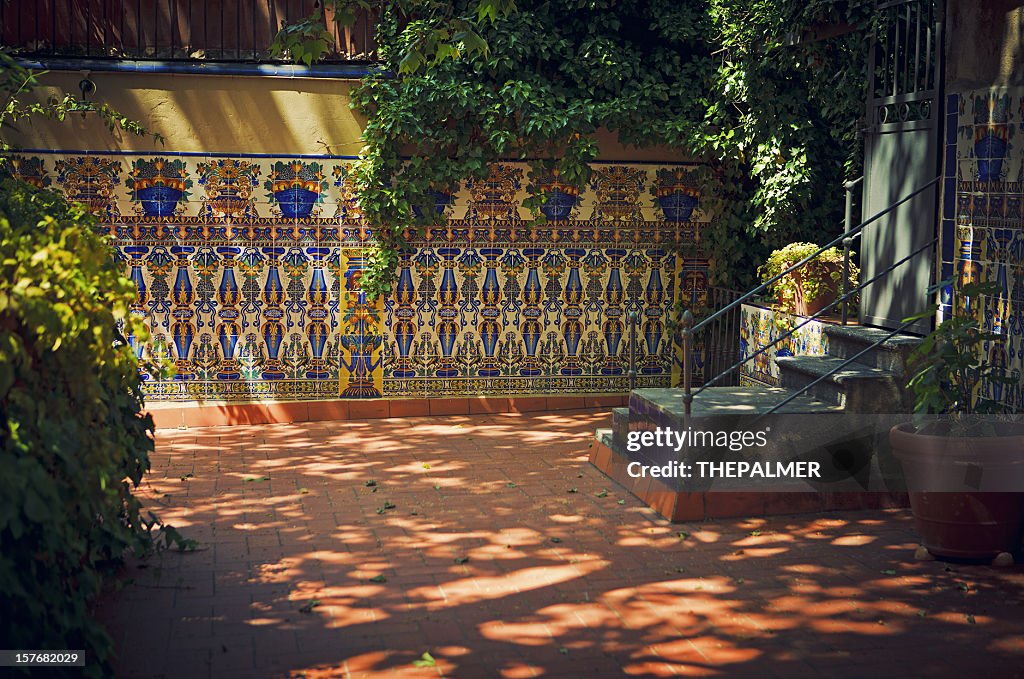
[97, 409, 1024, 678]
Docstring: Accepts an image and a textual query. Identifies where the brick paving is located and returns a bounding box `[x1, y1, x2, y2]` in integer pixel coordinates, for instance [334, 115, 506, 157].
[98, 409, 1024, 678]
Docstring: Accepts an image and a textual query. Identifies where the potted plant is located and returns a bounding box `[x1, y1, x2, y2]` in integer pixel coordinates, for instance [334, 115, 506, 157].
[889, 281, 1024, 561]
[759, 242, 857, 317]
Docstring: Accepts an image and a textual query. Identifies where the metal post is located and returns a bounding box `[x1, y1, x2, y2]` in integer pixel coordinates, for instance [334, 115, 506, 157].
[841, 177, 862, 326]
[627, 311, 637, 391]
[681, 310, 694, 416]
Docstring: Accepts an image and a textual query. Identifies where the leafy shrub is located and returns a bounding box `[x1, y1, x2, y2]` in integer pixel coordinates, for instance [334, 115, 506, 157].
[0, 178, 155, 676]
[759, 241, 859, 313]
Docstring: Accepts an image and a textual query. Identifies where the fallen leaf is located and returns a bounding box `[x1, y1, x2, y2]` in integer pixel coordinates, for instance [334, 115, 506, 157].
[412, 651, 436, 668]
[506, 482, 518, 488]
[966, 614, 976, 624]
[550, 537, 562, 543]
[596, 489, 608, 498]
[617, 499, 626, 505]
[369, 574, 387, 583]
[298, 599, 320, 613]
[364, 480, 377, 487]
[567, 488, 578, 494]
[881, 569, 897, 576]
[454, 556, 469, 564]
[678, 531, 690, 540]
[422, 463, 431, 469]
[298, 488, 310, 494]
[244, 476, 271, 483]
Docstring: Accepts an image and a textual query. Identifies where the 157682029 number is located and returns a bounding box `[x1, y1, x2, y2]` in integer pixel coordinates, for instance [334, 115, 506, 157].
[0, 651, 85, 667]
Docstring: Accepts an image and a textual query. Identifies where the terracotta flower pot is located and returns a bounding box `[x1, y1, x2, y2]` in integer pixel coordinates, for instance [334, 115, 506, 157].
[889, 422, 1024, 559]
[792, 263, 841, 317]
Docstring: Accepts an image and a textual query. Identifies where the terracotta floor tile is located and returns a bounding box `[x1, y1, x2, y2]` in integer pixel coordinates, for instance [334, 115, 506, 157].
[97, 408, 1024, 679]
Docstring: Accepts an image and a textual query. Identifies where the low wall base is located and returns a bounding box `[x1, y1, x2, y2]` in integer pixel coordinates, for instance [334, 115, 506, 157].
[589, 434, 909, 522]
[147, 394, 628, 429]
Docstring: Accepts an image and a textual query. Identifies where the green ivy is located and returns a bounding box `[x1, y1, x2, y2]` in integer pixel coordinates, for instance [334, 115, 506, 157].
[1, 51, 164, 153]
[274, 0, 875, 299]
[0, 179, 160, 677]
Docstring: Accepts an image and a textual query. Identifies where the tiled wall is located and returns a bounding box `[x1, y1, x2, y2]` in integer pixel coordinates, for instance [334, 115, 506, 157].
[941, 90, 1024, 409]
[8, 153, 711, 402]
[738, 304, 829, 387]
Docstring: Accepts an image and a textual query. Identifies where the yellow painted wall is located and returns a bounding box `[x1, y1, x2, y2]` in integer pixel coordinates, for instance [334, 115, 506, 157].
[3, 71, 367, 155]
[4, 69, 691, 163]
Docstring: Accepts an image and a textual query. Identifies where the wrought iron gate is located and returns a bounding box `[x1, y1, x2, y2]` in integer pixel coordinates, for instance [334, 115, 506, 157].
[859, 0, 943, 333]
[698, 287, 743, 387]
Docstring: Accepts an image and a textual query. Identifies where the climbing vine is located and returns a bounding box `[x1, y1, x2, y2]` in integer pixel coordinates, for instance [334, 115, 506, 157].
[274, 0, 876, 297]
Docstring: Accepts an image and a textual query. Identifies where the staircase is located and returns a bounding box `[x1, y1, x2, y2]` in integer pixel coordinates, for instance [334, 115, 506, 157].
[589, 175, 943, 521]
[590, 322, 922, 522]
[775, 324, 920, 413]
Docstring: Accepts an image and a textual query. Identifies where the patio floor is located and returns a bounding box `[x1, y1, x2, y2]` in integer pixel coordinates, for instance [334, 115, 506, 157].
[98, 408, 1024, 678]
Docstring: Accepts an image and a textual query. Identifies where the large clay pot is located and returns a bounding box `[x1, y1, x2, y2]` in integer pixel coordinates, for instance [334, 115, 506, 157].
[890, 422, 1024, 559]
[791, 263, 841, 317]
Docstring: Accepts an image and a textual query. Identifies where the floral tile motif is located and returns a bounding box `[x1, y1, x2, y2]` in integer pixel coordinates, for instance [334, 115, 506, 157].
[7, 155, 51, 188]
[54, 156, 122, 219]
[738, 304, 828, 387]
[26, 153, 713, 402]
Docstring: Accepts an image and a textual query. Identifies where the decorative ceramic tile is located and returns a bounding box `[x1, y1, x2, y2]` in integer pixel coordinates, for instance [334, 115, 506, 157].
[738, 304, 829, 387]
[943, 88, 1024, 408]
[28, 154, 711, 402]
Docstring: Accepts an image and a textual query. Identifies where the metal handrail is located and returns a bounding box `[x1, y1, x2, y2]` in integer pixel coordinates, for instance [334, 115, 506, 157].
[755, 317, 919, 420]
[689, 174, 940, 336]
[694, 235, 937, 396]
[678, 173, 942, 415]
[627, 311, 638, 391]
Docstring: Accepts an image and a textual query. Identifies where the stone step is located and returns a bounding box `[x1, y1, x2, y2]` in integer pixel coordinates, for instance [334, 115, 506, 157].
[616, 386, 902, 494]
[629, 385, 843, 421]
[775, 355, 909, 413]
[612, 407, 630, 450]
[822, 324, 922, 374]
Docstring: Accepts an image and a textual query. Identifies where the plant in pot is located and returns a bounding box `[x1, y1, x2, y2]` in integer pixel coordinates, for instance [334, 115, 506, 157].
[889, 280, 1024, 562]
[759, 242, 858, 317]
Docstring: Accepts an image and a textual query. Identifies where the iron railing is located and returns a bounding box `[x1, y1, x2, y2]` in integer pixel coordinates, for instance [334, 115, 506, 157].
[0, 0, 377, 62]
[676, 174, 942, 415]
[698, 287, 745, 387]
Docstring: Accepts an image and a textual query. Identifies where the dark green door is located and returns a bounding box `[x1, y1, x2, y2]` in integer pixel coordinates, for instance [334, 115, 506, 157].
[859, 0, 943, 333]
